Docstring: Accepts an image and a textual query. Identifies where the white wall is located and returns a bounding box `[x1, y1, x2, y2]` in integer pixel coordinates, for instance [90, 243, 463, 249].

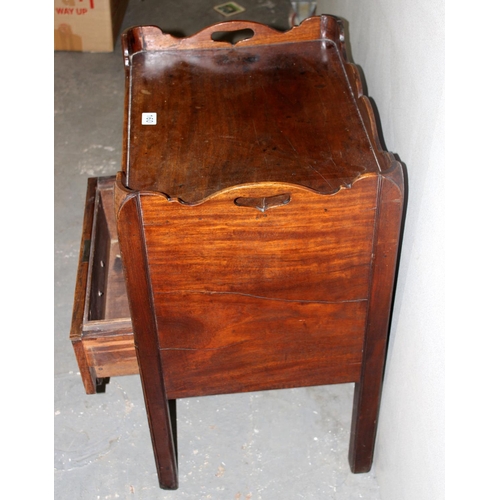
[315, 2, 445, 500]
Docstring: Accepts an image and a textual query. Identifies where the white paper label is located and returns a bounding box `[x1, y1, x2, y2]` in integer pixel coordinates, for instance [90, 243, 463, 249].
[142, 112, 157, 125]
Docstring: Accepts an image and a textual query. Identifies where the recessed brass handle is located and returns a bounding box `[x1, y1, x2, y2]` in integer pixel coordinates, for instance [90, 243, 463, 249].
[234, 193, 291, 212]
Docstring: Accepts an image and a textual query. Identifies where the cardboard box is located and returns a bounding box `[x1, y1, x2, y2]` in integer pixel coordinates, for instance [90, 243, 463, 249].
[54, 0, 129, 52]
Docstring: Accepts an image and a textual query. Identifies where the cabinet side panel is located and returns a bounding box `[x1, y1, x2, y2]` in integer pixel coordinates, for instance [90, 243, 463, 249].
[141, 176, 379, 398]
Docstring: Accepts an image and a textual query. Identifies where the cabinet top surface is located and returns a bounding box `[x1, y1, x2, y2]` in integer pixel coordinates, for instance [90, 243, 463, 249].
[122, 17, 386, 203]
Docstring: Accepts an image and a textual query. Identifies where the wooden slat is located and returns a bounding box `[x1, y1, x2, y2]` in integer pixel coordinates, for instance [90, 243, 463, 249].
[123, 16, 341, 55]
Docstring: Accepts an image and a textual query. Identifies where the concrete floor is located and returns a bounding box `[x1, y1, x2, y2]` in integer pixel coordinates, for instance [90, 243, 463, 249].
[54, 1, 382, 498]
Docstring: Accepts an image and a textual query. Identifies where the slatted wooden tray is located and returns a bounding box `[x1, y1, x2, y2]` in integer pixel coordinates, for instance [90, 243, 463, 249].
[70, 176, 138, 394]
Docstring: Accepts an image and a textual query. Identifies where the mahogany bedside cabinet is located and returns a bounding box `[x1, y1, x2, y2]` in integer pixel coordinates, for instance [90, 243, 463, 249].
[71, 15, 405, 490]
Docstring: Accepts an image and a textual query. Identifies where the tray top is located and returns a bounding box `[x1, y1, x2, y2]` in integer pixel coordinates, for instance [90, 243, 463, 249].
[121, 16, 388, 203]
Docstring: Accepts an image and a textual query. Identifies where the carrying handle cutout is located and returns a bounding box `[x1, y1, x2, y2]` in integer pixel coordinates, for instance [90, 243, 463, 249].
[211, 28, 255, 45]
[234, 193, 291, 212]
